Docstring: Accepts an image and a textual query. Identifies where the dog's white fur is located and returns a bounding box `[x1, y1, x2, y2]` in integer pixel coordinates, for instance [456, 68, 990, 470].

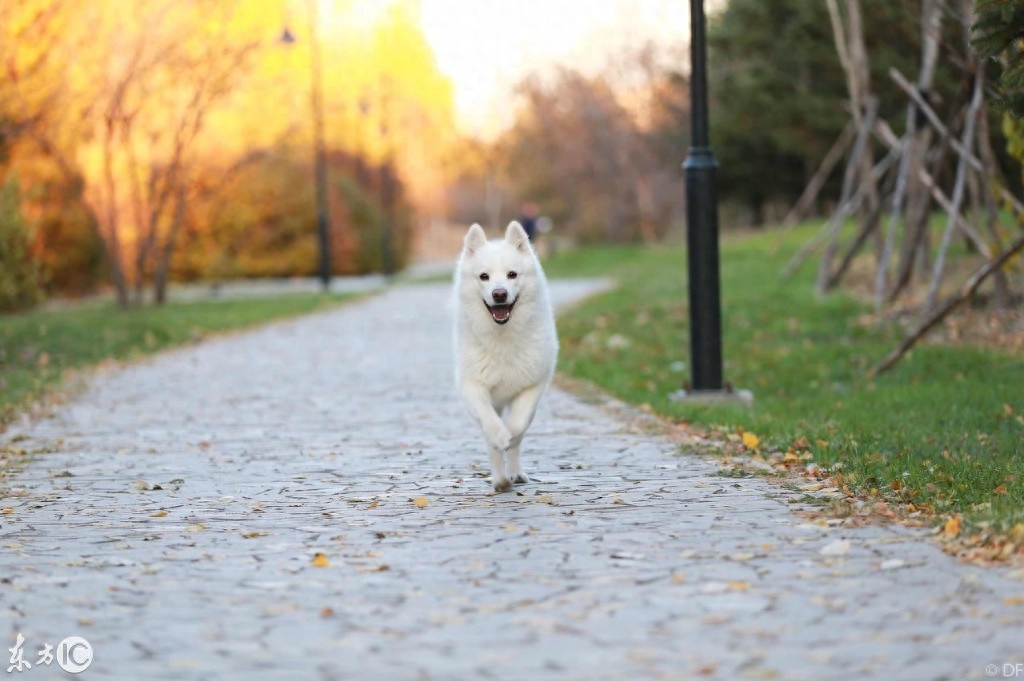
[454, 221, 558, 492]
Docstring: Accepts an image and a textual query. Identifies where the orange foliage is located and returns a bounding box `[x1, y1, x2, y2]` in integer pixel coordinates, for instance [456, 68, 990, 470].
[1, 0, 456, 297]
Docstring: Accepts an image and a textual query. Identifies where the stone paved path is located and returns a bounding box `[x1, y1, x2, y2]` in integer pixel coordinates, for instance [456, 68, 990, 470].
[2, 282, 1023, 681]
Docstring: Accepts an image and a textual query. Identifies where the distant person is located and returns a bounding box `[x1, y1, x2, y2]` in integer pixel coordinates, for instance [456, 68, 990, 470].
[517, 202, 539, 242]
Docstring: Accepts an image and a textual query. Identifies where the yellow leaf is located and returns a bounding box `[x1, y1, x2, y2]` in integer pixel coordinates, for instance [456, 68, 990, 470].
[367, 501, 379, 509]
[502, 523, 518, 532]
[412, 497, 428, 508]
[1003, 595, 1024, 606]
[241, 531, 269, 539]
[613, 498, 624, 505]
[185, 523, 206, 532]
[741, 432, 760, 450]
[727, 580, 750, 591]
[320, 607, 334, 618]
[150, 510, 168, 518]
[311, 552, 330, 567]
[671, 572, 686, 584]
[943, 516, 961, 536]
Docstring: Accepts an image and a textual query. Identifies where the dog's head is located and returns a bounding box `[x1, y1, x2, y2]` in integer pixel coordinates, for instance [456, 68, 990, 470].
[459, 222, 537, 325]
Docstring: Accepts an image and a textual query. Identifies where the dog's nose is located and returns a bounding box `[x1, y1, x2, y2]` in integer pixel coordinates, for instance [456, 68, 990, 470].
[492, 288, 508, 304]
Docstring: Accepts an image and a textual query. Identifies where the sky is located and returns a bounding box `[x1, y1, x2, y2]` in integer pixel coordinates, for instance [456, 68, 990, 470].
[418, 0, 690, 135]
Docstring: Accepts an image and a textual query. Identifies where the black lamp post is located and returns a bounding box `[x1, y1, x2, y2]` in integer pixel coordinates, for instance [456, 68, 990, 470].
[282, 0, 331, 292]
[683, 0, 723, 392]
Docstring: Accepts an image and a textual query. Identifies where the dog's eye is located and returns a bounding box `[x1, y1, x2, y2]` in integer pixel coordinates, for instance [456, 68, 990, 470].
[479, 273, 489, 281]
[507, 271, 518, 279]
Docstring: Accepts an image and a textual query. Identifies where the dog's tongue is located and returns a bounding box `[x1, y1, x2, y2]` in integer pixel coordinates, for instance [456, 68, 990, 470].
[490, 306, 511, 323]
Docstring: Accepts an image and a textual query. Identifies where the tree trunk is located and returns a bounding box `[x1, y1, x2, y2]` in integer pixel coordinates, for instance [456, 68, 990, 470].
[923, 67, 984, 313]
[876, 0, 940, 308]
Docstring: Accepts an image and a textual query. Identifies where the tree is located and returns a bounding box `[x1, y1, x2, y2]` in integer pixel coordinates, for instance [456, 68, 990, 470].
[706, 0, 946, 224]
[79, 0, 259, 305]
[499, 64, 676, 244]
[974, 0, 1024, 118]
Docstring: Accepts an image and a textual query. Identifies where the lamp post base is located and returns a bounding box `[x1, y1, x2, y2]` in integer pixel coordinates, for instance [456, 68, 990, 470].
[668, 387, 754, 407]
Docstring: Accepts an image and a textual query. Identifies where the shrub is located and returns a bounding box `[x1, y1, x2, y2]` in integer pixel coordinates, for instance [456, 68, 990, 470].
[0, 179, 44, 313]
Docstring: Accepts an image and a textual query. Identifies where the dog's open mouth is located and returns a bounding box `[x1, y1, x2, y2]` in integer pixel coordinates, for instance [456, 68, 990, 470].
[484, 300, 515, 324]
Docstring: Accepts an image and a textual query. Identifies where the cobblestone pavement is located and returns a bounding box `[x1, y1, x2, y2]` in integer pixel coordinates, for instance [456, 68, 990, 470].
[2, 281, 1023, 681]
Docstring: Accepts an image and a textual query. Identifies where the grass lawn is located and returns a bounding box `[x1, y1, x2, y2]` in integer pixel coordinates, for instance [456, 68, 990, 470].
[544, 224, 1024, 544]
[0, 292, 359, 428]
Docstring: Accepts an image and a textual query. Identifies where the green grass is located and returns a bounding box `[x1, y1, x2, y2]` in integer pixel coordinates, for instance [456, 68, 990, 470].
[545, 224, 1024, 534]
[0, 293, 359, 427]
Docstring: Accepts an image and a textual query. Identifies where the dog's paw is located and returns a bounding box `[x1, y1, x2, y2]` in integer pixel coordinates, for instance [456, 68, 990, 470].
[511, 472, 529, 485]
[492, 476, 513, 493]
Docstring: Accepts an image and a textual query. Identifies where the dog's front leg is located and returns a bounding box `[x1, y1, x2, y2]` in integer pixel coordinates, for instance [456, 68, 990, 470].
[459, 381, 513, 491]
[504, 382, 547, 484]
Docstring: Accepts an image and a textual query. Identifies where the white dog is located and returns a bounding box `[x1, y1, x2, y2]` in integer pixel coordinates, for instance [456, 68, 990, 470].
[454, 221, 558, 492]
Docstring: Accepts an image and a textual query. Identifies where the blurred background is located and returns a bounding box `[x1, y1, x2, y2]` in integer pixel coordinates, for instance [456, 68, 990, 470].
[0, 0, 1021, 309]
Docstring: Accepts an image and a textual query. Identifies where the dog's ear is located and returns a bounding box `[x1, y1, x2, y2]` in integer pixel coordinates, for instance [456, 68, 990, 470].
[505, 221, 530, 252]
[463, 223, 487, 254]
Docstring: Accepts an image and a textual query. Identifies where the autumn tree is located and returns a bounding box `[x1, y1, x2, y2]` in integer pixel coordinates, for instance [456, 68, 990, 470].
[500, 66, 678, 244]
[80, 0, 260, 305]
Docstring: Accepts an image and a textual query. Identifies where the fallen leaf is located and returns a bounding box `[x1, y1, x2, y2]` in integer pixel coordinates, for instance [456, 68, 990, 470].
[150, 510, 168, 518]
[879, 558, 905, 570]
[412, 497, 428, 508]
[943, 516, 961, 537]
[185, 523, 206, 532]
[671, 572, 686, 584]
[311, 552, 330, 568]
[1, 508, 14, 515]
[727, 580, 750, 591]
[366, 501, 379, 509]
[1003, 596, 1024, 606]
[741, 432, 760, 450]
[536, 494, 553, 504]
[320, 607, 334, 618]
[241, 531, 269, 539]
[613, 498, 624, 505]
[359, 564, 390, 573]
[502, 523, 518, 532]
[611, 551, 646, 561]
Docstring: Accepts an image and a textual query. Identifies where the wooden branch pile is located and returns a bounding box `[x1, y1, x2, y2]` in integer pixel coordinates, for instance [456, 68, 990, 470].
[784, 0, 1024, 375]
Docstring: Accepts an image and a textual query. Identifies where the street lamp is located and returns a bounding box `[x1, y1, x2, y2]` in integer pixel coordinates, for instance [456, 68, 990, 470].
[281, 0, 332, 292]
[673, 0, 750, 405]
